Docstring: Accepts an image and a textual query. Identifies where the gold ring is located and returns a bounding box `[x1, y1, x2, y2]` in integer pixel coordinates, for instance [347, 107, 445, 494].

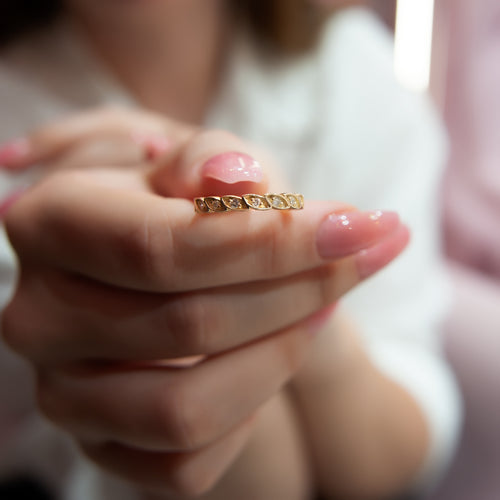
[194, 193, 304, 213]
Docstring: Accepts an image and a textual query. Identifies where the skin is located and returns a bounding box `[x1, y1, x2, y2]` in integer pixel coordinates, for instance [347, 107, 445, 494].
[66, 0, 229, 123]
[1, 2, 429, 498]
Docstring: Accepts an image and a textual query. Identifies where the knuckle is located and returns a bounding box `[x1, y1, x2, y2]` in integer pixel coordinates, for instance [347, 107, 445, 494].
[28, 171, 84, 236]
[82, 443, 217, 499]
[158, 380, 209, 451]
[163, 296, 212, 355]
[32, 171, 84, 218]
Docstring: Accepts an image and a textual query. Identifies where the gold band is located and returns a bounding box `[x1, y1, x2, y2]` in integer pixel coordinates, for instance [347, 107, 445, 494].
[194, 193, 304, 214]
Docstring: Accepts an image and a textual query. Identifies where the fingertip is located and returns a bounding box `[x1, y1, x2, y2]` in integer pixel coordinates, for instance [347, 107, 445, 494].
[0, 138, 31, 170]
[355, 223, 411, 279]
[150, 129, 273, 199]
[316, 210, 401, 260]
[201, 152, 264, 184]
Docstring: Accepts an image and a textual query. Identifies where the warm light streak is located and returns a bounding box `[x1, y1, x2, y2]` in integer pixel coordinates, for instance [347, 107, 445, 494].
[394, 0, 435, 92]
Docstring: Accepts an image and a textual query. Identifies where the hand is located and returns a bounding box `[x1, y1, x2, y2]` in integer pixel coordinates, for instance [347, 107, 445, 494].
[0, 106, 184, 172]
[1, 116, 409, 496]
[0, 105, 283, 208]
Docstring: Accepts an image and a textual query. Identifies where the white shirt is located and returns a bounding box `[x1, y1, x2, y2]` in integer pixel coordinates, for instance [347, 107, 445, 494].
[0, 7, 461, 498]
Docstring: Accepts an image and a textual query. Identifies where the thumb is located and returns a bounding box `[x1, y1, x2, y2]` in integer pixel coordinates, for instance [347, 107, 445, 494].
[148, 130, 272, 199]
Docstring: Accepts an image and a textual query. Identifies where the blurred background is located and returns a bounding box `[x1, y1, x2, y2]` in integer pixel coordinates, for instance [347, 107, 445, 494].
[370, 1, 500, 499]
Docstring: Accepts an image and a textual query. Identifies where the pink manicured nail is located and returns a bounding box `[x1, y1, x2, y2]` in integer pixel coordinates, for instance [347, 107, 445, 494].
[201, 152, 263, 184]
[0, 138, 30, 167]
[0, 189, 26, 218]
[306, 303, 338, 337]
[316, 210, 401, 259]
[356, 225, 410, 279]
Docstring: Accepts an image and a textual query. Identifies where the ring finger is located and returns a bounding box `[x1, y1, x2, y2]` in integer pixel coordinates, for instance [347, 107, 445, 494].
[36, 313, 324, 452]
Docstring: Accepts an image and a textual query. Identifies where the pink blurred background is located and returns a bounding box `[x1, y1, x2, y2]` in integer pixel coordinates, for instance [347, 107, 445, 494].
[361, 1, 500, 498]
[430, 1, 500, 499]
[373, 1, 500, 498]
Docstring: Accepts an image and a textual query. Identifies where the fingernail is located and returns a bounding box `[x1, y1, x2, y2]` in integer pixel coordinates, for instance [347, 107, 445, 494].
[307, 303, 338, 337]
[0, 138, 31, 167]
[0, 189, 26, 218]
[316, 210, 400, 259]
[201, 152, 263, 184]
[356, 225, 410, 279]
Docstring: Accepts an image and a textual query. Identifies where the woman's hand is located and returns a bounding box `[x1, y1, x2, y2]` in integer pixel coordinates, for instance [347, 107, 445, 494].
[0, 106, 285, 202]
[0, 107, 183, 172]
[1, 117, 409, 496]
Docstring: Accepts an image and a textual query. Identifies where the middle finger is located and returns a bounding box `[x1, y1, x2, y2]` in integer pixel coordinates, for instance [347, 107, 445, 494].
[10, 224, 408, 365]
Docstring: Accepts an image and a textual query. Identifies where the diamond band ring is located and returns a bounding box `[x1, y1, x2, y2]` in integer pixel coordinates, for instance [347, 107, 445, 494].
[194, 193, 304, 213]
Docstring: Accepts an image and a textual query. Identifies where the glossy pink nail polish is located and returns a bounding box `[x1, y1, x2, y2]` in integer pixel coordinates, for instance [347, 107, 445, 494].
[0, 138, 30, 167]
[201, 152, 263, 184]
[316, 210, 401, 259]
[356, 224, 410, 279]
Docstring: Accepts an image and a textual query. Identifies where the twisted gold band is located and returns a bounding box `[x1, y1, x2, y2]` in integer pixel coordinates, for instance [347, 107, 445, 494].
[194, 193, 304, 214]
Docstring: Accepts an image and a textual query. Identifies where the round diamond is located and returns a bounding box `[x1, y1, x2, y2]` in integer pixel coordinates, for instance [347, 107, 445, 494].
[288, 195, 299, 208]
